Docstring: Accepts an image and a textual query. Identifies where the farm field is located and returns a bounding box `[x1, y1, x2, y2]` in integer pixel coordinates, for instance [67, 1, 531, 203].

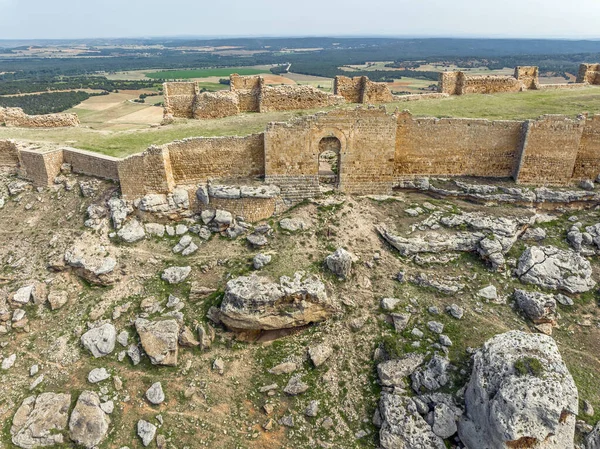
[145, 67, 269, 79]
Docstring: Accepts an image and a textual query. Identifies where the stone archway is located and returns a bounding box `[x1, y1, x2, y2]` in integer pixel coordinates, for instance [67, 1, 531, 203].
[318, 136, 341, 188]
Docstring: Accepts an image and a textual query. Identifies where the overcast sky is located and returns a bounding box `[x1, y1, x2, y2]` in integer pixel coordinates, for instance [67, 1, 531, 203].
[1, 0, 600, 40]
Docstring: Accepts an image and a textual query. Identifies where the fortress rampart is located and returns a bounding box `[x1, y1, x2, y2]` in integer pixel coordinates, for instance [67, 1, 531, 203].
[438, 66, 539, 95]
[333, 75, 396, 103]
[163, 74, 344, 121]
[3, 108, 600, 219]
[0, 107, 79, 128]
[577, 63, 600, 84]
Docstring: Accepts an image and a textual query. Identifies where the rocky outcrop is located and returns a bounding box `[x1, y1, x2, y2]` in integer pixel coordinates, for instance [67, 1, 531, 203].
[516, 246, 596, 293]
[219, 272, 336, 330]
[377, 211, 532, 270]
[135, 319, 179, 366]
[64, 237, 117, 285]
[459, 330, 578, 449]
[378, 393, 446, 449]
[11, 393, 71, 448]
[69, 391, 110, 448]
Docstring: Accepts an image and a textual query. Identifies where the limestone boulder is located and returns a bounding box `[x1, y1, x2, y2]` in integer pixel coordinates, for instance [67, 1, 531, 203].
[514, 289, 557, 325]
[458, 330, 578, 449]
[64, 237, 117, 286]
[117, 218, 145, 243]
[11, 392, 71, 449]
[80, 323, 116, 358]
[325, 248, 355, 279]
[516, 246, 595, 293]
[378, 393, 446, 449]
[135, 319, 179, 366]
[377, 353, 425, 388]
[69, 391, 110, 449]
[219, 272, 336, 330]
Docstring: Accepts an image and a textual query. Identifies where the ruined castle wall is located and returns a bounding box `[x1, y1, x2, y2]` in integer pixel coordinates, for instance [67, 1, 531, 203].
[333, 76, 394, 103]
[18, 148, 64, 187]
[265, 108, 397, 198]
[362, 79, 395, 103]
[163, 82, 197, 118]
[395, 112, 523, 178]
[438, 72, 461, 95]
[230, 74, 262, 91]
[571, 115, 600, 180]
[515, 66, 539, 90]
[576, 64, 600, 84]
[0, 107, 79, 128]
[118, 146, 175, 198]
[0, 140, 19, 166]
[62, 148, 120, 180]
[193, 91, 240, 119]
[514, 116, 585, 185]
[460, 75, 523, 95]
[333, 76, 363, 103]
[236, 90, 260, 112]
[259, 85, 344, 113]
[166, 134, 265, 184]
[198, 197, 276, 222]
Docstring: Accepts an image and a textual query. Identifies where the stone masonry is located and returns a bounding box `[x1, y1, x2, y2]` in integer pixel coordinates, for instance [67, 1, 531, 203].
[0, 107, 79, 128]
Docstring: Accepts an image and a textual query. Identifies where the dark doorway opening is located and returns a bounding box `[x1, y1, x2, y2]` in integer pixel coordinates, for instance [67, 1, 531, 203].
[318, 136, 341, 187]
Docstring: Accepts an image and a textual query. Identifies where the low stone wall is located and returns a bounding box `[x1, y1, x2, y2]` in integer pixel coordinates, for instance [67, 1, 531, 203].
[259, 85, 344, 112]
[538, 83, 586, 90]
[394, 93, 449, 102]
[0, 140, 19, 166]
[63, 148, 119, 180]
[438, 68, 539, 95]
[201, 197, 276, 222]
[0, 107, 79, 128]
[572, 115, 600, 180]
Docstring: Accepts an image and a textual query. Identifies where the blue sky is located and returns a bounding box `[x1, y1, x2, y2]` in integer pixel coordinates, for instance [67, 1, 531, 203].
[1, 0, 600, 40]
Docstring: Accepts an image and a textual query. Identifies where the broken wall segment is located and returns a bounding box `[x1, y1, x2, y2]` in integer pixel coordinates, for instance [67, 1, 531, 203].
[333, 76, 395, 103]
[576, 63, 600, 84]
[438, 66, 539, 95]
[0, 107, 79, 128]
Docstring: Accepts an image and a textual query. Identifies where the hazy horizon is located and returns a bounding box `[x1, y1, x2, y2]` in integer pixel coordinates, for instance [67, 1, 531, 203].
[1, 0, 600, 40]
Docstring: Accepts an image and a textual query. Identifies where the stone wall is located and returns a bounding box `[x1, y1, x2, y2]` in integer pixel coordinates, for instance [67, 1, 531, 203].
[576, 64, 600, 84]
[193, 91, 240, 119]
[199, 197, 276, 223]
[572, 115, 600, 180]
[438, 68, 538, 95]
[514, 66, 539, 90]
[118, 146, 175, 198]
[395, 112, 524, 178]
[166, 134, 265, 184]
[0, 140, 19, 166]
[259, 85, 345, 112]
[63, 148, 120, 180]
[333, 76, 395, 103]
[514, 116, 585, 185]
[265, 108, 397, 197]
[0, 107, 79, 128]
[18, 147, 64, 187]
[163, 82, 197, 118]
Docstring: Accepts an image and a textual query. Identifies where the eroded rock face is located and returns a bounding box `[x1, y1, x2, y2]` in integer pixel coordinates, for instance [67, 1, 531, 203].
[64, 237, 117, 285]
[219, 272, 336, 331]
[69, 391, 110, 449]
[135, 319, 179, 366]
[516, 246, 596, 293]
[11, 392, 71, 449]
[459, 330, 578, 449]
[378, 393, 446, 449]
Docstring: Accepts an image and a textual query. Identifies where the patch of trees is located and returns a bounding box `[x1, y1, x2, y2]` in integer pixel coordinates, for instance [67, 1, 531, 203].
[0, 91, 103, 114]
[0, 74, 162, 96]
